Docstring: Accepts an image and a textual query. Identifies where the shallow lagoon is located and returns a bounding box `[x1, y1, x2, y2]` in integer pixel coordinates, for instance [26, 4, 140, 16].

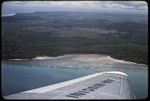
[2, 54, 148, 99]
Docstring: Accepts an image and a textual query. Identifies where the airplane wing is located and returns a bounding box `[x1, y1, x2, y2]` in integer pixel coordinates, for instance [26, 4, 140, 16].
[4, 71, 136, 99]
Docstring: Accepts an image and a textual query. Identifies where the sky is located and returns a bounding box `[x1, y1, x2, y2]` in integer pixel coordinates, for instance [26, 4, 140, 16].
[2, 1, 148, 16]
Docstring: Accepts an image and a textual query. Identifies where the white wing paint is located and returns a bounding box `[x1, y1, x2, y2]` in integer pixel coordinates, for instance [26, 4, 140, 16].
[4, 71, 136, 99]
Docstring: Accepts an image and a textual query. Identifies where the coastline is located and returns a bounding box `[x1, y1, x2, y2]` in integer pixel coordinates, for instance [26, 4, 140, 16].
[5, 54, 147, 66]
[2, 13, 16, 17]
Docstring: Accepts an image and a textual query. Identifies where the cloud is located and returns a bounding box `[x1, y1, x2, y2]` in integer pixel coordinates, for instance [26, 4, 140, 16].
[91, 1, 147, 10]
[2, 1, 147, 15]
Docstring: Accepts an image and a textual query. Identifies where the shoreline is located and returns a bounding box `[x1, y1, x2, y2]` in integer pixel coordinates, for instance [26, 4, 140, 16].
[4, 54, 147, 66]
[2, 13, 16, 17]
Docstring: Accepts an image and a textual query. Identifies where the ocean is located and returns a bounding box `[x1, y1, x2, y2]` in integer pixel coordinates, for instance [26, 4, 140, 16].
[2, 54, 148, 99]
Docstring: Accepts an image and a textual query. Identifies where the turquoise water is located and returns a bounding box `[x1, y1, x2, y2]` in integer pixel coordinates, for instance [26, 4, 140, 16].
[122, 68, 148, 99]
[2, 59, 148, 99]
[2, 61, 95, 96]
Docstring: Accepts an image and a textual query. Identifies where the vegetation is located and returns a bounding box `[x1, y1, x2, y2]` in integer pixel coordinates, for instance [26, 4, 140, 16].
[2, 12, 148, 64]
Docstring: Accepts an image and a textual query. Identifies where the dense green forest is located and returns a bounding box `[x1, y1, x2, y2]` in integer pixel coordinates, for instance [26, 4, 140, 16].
[2, 12, 148, 64]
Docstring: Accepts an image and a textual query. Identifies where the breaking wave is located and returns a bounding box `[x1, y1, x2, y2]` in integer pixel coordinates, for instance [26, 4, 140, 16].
[2, 13, 16, 17]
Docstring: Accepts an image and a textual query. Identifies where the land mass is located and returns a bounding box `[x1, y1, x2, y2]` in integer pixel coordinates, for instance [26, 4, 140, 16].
[2, 12, 148, 64]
